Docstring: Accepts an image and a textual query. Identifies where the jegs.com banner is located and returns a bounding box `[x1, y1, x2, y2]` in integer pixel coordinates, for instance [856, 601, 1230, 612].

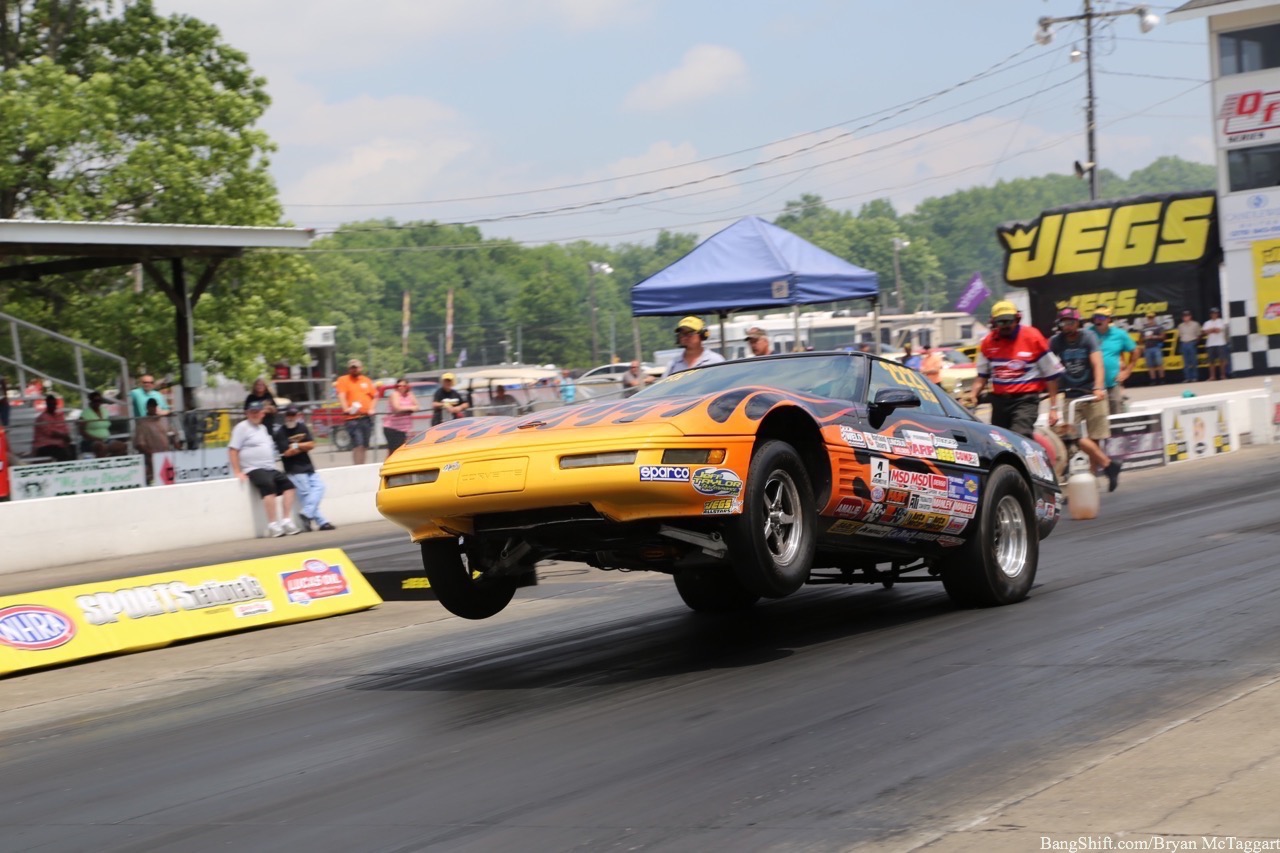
[995, 191, 1222, 333]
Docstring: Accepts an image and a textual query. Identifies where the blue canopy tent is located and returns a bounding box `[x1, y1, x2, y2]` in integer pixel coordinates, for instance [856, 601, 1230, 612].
[631, 216, 880, 354]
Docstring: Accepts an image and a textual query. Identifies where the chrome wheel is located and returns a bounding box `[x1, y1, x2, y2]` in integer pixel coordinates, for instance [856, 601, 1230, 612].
[993, 494, 1029, 579]
[761, 469, 802, 564]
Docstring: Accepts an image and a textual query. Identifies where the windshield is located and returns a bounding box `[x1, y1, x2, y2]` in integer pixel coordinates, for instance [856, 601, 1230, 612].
[638, 354, 868, 402]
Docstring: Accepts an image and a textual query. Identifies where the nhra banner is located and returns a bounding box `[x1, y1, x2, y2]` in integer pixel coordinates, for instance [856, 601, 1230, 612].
[996, 191, 1222, 334]
[0, 548, 381, 676]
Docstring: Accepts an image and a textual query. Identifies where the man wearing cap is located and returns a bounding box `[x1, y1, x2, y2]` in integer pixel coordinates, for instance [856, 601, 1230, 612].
[334, 358, 377, 465]
[1050, 307, 1122, 491]
[432, 372, 470, 426]
[229, 400, 300, 537]
[1090, 306, 1135, 415]
[663, 316, 725, 377]
[1175, 310, 1202, 382]
[274, 405, 335, 531]
[970, 301, 1062, 438]
[1202, 307, 1229, 381]
[1138, 311, 1166, 384]
[745, 326, 771, 357]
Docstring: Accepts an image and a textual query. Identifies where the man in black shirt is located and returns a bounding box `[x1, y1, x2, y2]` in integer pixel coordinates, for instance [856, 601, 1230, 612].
[274, 405, 336, 531]
[432, 373, 470, 426]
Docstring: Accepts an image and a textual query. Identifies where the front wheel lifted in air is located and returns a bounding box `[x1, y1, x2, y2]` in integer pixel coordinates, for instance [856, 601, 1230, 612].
[725, 439, 817, 598]
[420, 537, 518, 620]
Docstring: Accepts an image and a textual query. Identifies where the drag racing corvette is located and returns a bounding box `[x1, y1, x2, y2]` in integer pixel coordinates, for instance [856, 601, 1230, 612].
[377, 352, 1060, 619]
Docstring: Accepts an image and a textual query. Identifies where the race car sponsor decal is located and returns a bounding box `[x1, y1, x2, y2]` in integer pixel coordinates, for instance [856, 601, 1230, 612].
[944, 516, 969, 533]
[903, 430, 937, 459]
[76, 576, 269, 625]
[828, 519, 863, 535]
[934, 435, 958, 449]
[442, 461, 460, 472]
[951, 501, 976, 518]
[0, 604, 76, 651]
[703, 497, 742, 515]
[855, 523, 894, 538]
[888, 469, 949, 494]
[871, 457, 891, 487]
[870, 486, 885, 502]
[866, 433, 893, 452]
[832, 496, 872, 519]
[948, 474, 981, 502]
[889, 437, 910, 455]
[955, 450, 980, 467]
[280, 559, 351, 605]
[989, 431, 1015, 451]
[233, 601, 274, 618]
[863, 503, 889, 523]
[934, 447, 957, 463]
[937, 535, 965, 547]
[886, 488, 910, 506]
[639, 465, 690, 482]
[691, 467, 743, 497]
[840, 426, 866, 448]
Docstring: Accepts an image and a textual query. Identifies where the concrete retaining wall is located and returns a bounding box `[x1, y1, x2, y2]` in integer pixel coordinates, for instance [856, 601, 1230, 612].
[1, 464, 384, 575]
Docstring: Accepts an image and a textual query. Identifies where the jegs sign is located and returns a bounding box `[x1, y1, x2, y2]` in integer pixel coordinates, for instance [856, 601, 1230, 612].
[996, 191, 1221, 336]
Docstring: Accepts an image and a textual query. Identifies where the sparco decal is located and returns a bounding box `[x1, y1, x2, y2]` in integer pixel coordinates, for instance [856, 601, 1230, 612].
[691, 467, 744, 496]
[0, 604, 76, 650]
[639, 465, 689, 482]
[997, 195, 1214, 281]
[280, 559, 351, 604]
[76, 576, 268, 625]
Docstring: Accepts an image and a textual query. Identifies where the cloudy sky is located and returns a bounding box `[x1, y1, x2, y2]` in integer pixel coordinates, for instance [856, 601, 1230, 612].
[156, 1, 1215, 246]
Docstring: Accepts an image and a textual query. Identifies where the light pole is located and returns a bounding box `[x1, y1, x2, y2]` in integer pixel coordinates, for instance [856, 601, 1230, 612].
[1035, 2, 1159, 200]
[588, 261, 613, 364]
[892, 237, 909, 314]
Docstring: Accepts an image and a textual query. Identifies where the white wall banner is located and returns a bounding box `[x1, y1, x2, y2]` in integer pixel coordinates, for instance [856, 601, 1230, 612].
[11, 456, 146, 501]
[1220, 190, 1280, 249]
[1161, 400, 1235, 464]
[151, 448, 232, 485]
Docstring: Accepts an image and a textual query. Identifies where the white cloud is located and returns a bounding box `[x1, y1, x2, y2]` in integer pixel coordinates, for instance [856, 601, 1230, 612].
[622, 44, 749, 112]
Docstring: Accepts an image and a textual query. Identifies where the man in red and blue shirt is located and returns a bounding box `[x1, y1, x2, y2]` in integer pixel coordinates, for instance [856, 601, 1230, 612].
[970, 301, 1062, 438]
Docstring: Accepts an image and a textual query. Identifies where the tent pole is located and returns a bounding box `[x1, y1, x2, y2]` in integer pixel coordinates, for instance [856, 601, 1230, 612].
[719, 312, 728, 358]
[872, 296, 881, 354]
[793, 305, 801, 352]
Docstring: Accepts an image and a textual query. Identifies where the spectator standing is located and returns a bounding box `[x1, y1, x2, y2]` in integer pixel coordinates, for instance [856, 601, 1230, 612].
[431, 373, 470, 426]
[1175, 310, 1202, 383]
[557, 368, 577, 404]
[229, 400, 299, 537]
[621, 360, 652, 397]
[79, 390, 126, 457]
[1202, 307, 1229, 381]
[900, 342, 922, 370]
[970, 301, 1062, 438]
[920, 344, 944, 385]
[243, 377, 279, 431]
[1089, 307, 1136, 415]
[1049, 308, 1121, 492]
[383, 378, 418, 452]
[129, 374, 168, 419]
[334, 358, 378, 465]
[745, 326, 772, 357]
[663, 316, 725, 377]
[274, 405, 335, 531]
[133, 398, 174, 483]
[32, 394, 73, 461]
[1139, 311, 1166, 384]
[0, 374, 9, 427]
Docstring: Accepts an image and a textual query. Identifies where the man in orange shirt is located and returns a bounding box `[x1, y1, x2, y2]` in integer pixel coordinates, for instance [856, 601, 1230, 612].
[334, 358, 378, 465]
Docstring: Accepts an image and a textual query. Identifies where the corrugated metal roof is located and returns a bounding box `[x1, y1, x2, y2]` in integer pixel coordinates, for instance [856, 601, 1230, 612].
[0, 219, 314, 251]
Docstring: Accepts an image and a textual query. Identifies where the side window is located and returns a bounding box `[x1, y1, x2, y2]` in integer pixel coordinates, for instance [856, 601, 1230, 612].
[868, 359, 946, 417]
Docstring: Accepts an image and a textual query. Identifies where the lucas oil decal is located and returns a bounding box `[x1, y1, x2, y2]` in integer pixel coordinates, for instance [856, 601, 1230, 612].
[280, 559, 351, 605]
[0, 604, 76, 651]
[691, 467, 743, 497]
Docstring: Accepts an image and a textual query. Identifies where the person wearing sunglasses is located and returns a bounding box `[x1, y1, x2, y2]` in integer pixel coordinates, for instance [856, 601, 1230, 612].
[969, 301, 1062, 438]
[663, 316, 725, 377]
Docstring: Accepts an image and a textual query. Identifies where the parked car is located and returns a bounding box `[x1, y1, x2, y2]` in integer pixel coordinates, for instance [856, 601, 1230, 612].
[577, 362, 663, 384]
[377, 351, 1060, 620]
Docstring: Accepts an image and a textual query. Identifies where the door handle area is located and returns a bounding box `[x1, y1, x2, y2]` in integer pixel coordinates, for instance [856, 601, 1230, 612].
[952, 431, 970, 443]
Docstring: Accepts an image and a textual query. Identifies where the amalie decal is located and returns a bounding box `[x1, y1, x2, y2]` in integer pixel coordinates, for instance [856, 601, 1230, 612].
[998, 194, 1214, 282]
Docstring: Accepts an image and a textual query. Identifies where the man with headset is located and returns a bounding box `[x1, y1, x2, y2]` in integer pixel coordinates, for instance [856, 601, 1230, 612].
[663, 316, 725, 377]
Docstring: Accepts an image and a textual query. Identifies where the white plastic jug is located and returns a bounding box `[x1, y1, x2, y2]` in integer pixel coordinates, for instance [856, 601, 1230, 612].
[1066, 452, 1099, 520]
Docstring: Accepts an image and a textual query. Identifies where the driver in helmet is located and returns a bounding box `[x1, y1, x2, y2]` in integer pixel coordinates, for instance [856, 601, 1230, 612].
[969, 301, 1062, 438]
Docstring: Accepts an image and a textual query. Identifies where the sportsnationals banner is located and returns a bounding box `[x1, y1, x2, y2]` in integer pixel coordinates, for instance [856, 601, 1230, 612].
[0, 548, 381, 676]
[996, 191, 1222, 335]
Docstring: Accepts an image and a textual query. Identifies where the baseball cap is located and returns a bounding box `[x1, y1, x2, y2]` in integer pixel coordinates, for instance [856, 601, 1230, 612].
[674, 316, 706, 334]
[441, 372, 456, 381]
[245, 400, 265, 412]
[744, 326, 766, 340]
[1210, 306, 1221, 313]
[1057, 306, 1081, 321]
[283, 404, 300, 415]
[1093, 306, 1113, 318]
[347, 358, 362, 368]
[990, 300, 1018, 319]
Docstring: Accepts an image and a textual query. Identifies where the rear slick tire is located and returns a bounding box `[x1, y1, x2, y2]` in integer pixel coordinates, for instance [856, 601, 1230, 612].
[726, 440, 817, 598]
[673, 568, 760, 612]
[940, 464, 1038, 608]
[420, 538, 517, 620]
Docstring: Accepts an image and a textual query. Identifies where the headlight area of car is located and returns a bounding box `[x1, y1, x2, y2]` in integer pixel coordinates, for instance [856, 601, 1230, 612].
[659, 449, 726, 465]
[557, 448, 725, 469]
[385, 469, 441, 488]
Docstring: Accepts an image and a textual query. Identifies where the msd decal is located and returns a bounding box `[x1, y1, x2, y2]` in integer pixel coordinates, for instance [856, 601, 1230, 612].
[888, 469, 948, 494]
[0, 605, 76, 651]
[280, 559, 351, 605]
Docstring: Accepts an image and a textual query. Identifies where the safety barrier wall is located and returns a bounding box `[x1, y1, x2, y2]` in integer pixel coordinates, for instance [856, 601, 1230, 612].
[0, 463, 384, 576]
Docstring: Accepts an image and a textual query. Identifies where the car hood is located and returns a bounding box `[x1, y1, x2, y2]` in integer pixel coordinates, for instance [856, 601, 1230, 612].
[384, 387, 853, 466]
